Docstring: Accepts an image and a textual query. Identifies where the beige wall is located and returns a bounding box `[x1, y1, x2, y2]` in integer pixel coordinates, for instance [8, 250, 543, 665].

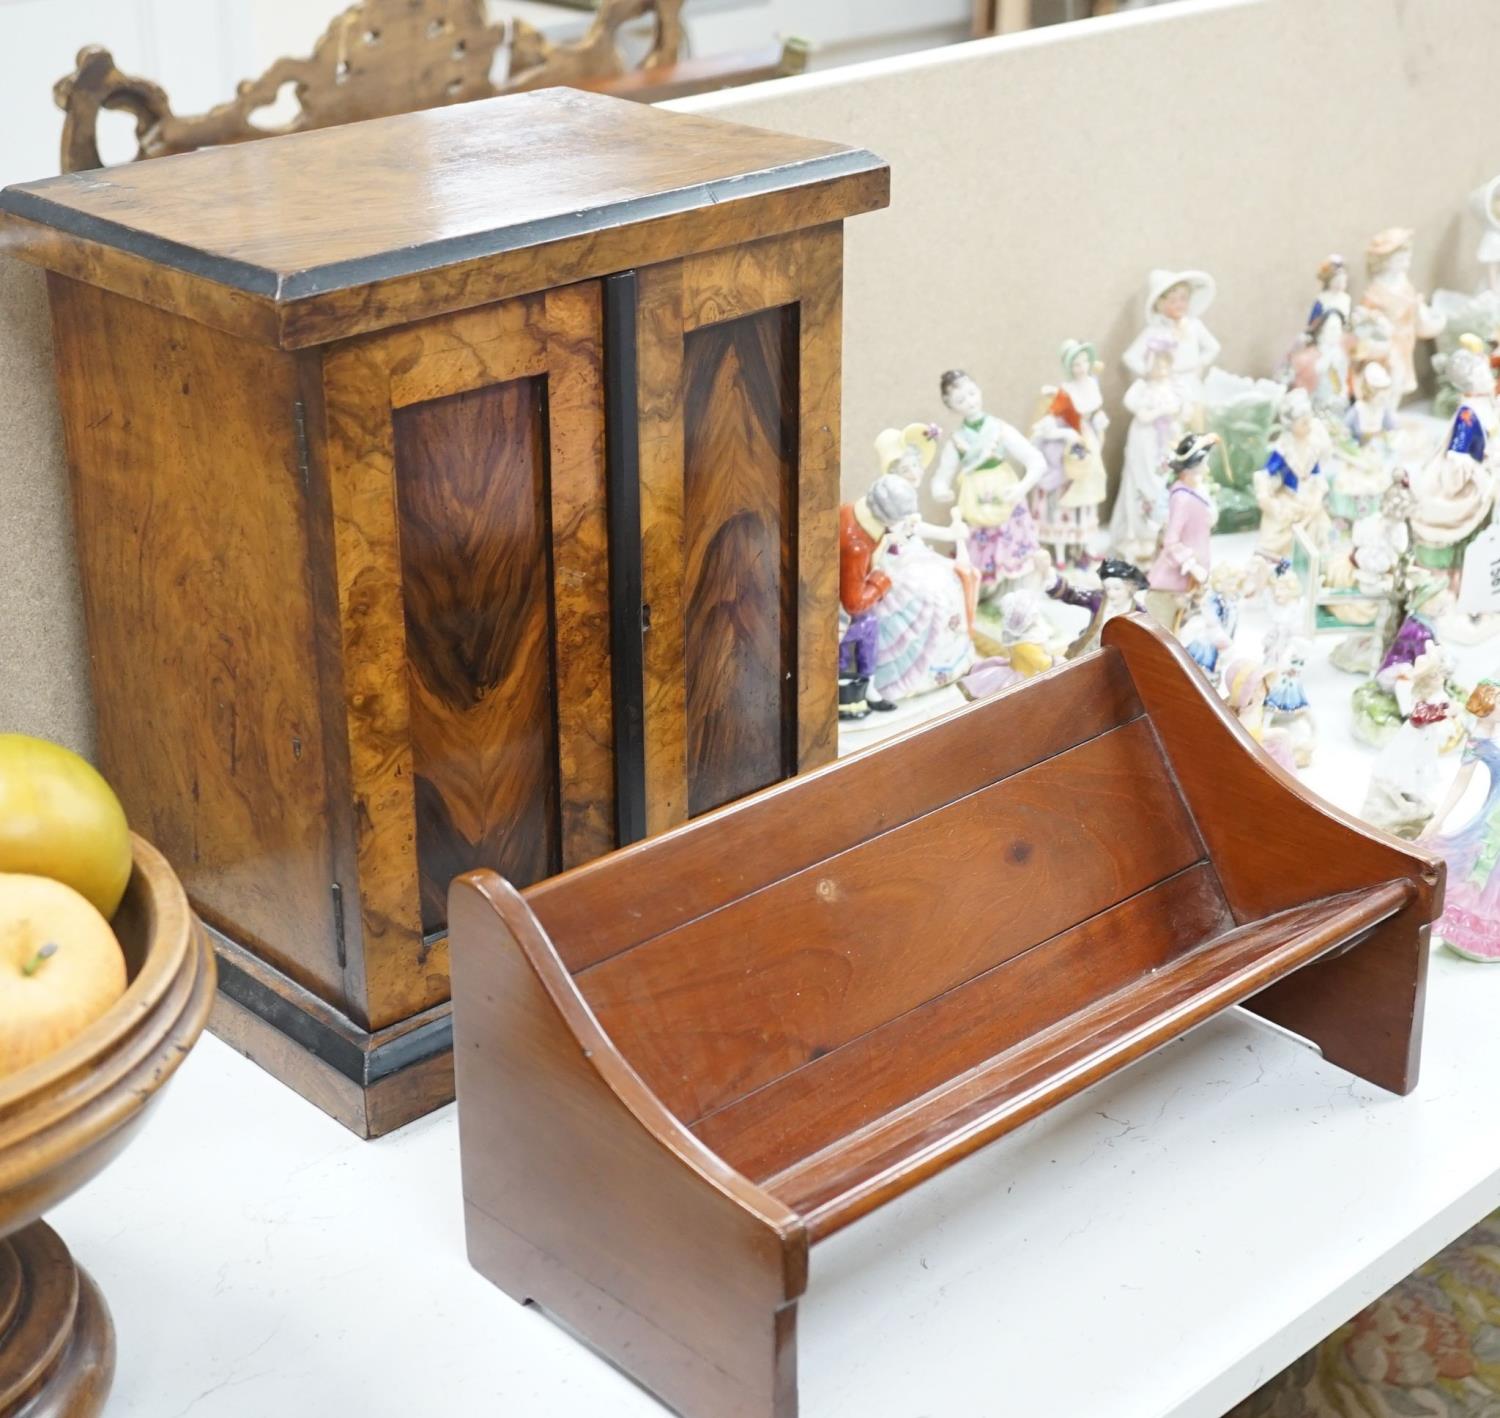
[669, 0, 1500, 498]
[3, 0, 1496, 751]
[0, 260, 91, 753]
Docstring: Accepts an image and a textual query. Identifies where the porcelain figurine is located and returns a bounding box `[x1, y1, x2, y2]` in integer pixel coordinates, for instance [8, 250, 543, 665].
[1361, 647, 1456, 839]
[1178, 601, 1233, 688]
[1410, 340, 1497, 583]
[1223, 652, 1297, 771]
[838, 479, 901, 720]
[1348, 578, 1446, 745]
[1328, 362, 1397, 525]
[1287, 255, 1352, 407]
[1360, 227, 1446, 407]
[1030, 339, 1109, 565]
[996, 586, 1068, 674]
[876, 421, 943, 490]
[867, 479, 978, 704]
[838, 422, 978, 717]
[1343, 362, 1397, 453]
[1260, 559, 1306, 662]
[1145, 433, 1218, 628]
[1349, 476, 1414, 597]
[1254, 388, 1332, 558]
[932, 370, 1047, 599]
[956, 587, 1068, 699]
[1178, 561, 1246, 687]
[1329, 481, 1414, 677]
[1264, 634, 1315, 767]
[1419, 678, 1500, 961]
[1348, 301, 1395, 381]
[1429, 288, 1500, 420]
[1122, 269, 1221, 424]
[1110, 332, 1182, 565]
[1045, 557, 1149, 659]
[1473, 176, 1500, 293]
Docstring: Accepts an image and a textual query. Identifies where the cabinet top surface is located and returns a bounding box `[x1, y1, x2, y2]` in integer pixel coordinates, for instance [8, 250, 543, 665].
[0, 87, 885, 346]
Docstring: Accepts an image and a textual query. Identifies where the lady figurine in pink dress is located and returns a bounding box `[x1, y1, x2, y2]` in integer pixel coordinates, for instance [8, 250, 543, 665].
[1146, 433, 1218, 627]
[1420, 679, 1500, 961]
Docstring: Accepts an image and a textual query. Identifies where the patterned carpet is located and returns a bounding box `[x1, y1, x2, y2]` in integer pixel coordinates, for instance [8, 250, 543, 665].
[1229, 1211, 1500, 1418]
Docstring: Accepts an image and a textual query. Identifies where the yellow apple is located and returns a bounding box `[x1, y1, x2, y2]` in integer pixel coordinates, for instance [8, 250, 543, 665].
[0, 734, 131, 918]
[0, 873, 128, 1076]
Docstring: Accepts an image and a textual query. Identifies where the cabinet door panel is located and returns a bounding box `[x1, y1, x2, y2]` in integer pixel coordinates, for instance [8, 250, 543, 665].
[393, 378, 560, 935]
[637, 225, 844, 833]
[324, 283, 612, 1027]
[682, 306, 799, 817]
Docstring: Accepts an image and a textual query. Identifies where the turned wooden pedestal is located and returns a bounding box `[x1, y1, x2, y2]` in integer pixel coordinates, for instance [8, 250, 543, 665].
[0, 88, 888, 1135]
[0, 838, 215, 1418]
[0, 1225, 113, 1418]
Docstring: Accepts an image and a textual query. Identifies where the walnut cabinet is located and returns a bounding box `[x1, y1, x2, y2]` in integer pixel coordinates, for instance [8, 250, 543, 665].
[0, 88, 888, 1134]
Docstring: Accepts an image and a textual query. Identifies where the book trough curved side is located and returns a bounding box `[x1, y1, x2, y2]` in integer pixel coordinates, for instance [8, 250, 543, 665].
[1102, 613, 1445, 1094]
[448, 868, 810, 1418]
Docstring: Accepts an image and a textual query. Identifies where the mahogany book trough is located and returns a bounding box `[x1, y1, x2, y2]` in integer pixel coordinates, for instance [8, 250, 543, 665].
[450, 614, 1444, 1418]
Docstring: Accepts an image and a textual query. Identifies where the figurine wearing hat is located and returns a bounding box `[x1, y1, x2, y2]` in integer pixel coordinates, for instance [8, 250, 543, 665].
[931, 369, 1048, 599]
[1122, 268, 1222, 424]
[1044, 554, 1150, 660]
[1360, 228, 1446, 407]
[1145, 432, 1218, 627]
[1030, 338, 1110, 566]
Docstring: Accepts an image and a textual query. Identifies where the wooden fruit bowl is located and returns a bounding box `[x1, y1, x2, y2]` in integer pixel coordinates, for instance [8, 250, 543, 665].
[0, 833, 216, 1416]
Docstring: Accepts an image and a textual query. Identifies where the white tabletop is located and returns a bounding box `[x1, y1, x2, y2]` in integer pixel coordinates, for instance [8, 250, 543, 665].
[50, 536, 1500, 1418]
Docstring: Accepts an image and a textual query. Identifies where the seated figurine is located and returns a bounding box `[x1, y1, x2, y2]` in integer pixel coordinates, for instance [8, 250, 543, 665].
[1177, 562, 1245, 690]
[1255, 388, 1332, 558]
[1410, 339, 1497, 586]
[840, 425, 979, 718]
[1222, 651, 1297, 771]
[1329, 362, 1397, 525]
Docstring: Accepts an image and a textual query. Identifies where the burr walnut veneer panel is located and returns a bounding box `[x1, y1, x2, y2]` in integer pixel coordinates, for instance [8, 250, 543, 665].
[392, 378, 561, 936]
[681, 305, 798, 816]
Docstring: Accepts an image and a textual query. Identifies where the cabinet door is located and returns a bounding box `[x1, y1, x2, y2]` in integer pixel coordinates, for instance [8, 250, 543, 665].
[632, 224, 844, 835]
[322, 283, 613, 1028]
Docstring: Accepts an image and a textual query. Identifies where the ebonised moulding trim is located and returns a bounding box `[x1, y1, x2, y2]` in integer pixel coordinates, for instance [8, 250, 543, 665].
[0, 149, 886, 303]
[206, 923, 453, 1086]
[604, 269, 648, 847]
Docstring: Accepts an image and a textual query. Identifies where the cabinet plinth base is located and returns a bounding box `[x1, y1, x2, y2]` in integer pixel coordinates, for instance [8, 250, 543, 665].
[205, 926, 454, 1139]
